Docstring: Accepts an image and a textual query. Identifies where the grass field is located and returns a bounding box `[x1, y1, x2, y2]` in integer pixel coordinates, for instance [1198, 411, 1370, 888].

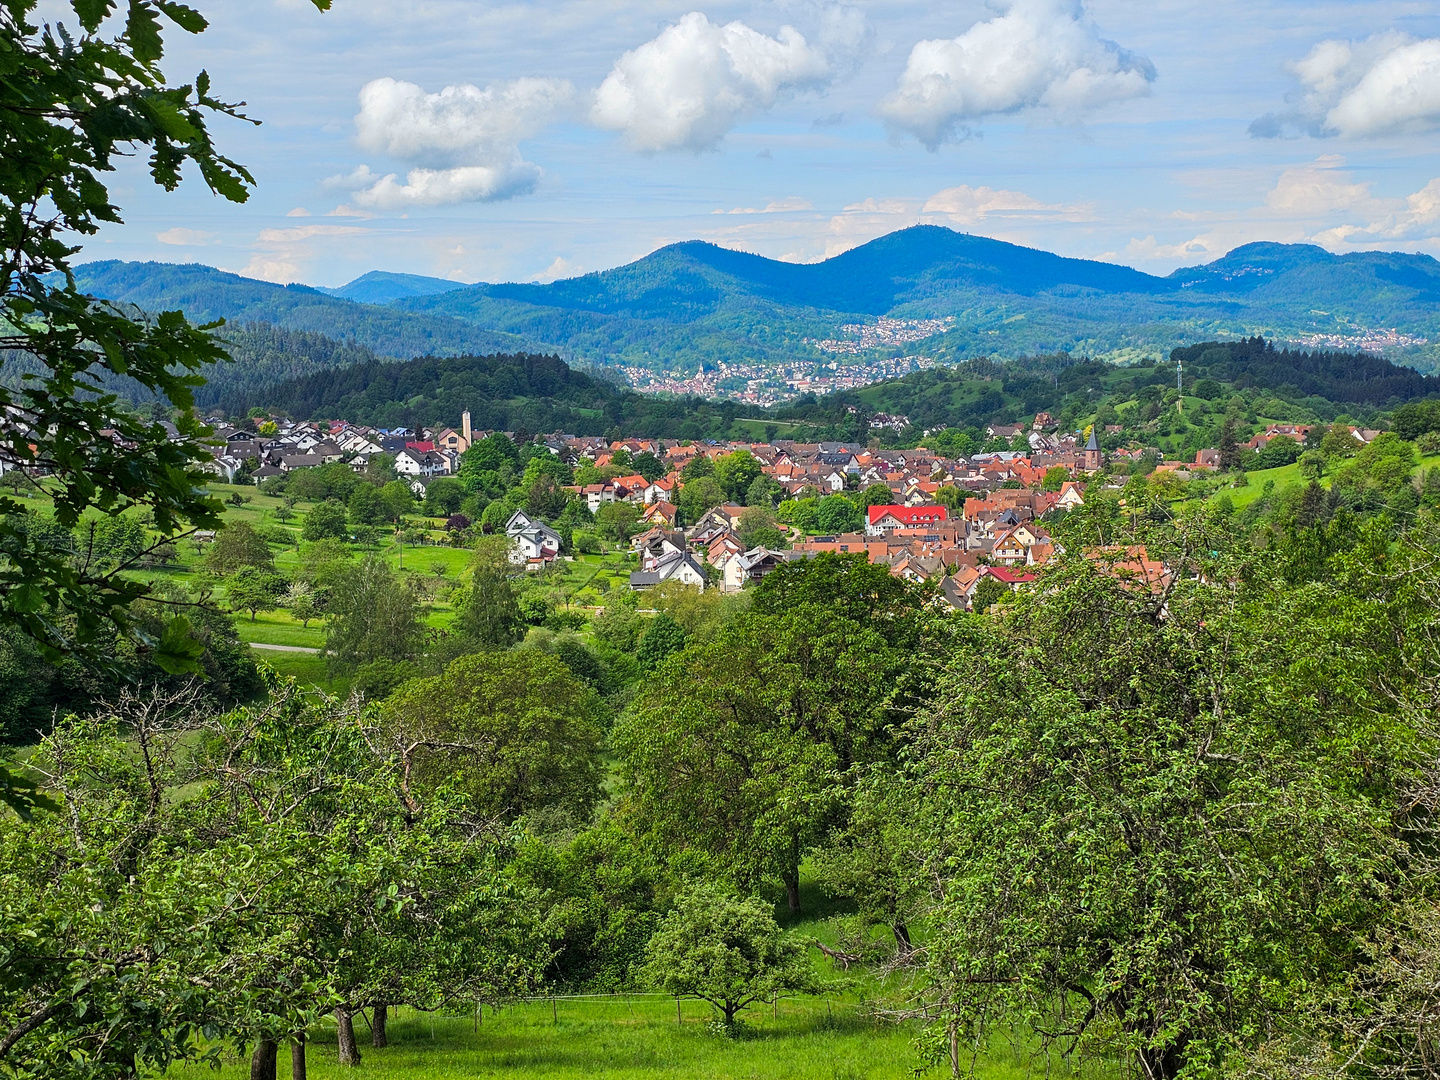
[253, 651, 351, 696]
[1203, 452, 1440, 509]
[234, 611, 326, 649]
[14, 478, 637, 662]
[163, 997, 1099, 1080]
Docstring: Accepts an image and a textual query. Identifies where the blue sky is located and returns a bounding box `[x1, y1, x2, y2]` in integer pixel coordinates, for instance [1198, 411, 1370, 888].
[77, 0, 1440, 287]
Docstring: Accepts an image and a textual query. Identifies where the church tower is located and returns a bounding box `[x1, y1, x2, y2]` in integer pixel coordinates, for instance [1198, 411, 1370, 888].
[1082, 426, 1103, 472]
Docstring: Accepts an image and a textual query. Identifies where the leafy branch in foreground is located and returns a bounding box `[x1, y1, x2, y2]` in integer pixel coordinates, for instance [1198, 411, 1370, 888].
[0, 0, 328, 813]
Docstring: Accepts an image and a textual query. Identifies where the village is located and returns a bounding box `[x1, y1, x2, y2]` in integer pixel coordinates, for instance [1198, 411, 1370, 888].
[186, 405, 1363, 612]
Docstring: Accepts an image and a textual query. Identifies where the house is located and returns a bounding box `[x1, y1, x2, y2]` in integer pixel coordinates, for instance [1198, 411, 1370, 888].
[720, 547, 786, 592]
[630, 550, 708, 591]
[689, 504, 747, 534]
[642, 477, 678, 505]
[869, 413, 910, 431]
[278, 453, 324, 472]
[434, 426, 469, 455]
[642, 500, 678, 529]
[394, 448, 448, 478]
[578, 482, 617, 513]
[964, 565, 1038, 609]
[612, 474, 651, 502]
[505, 509, 562, 568]
[991, 529, 1030, 566]
[1055, 481, 1085, 510]
[866, 504, 949, 537]
[638, 530, 688, 568]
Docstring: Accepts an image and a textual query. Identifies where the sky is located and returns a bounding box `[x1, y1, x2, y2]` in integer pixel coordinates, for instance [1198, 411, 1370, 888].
[69, 0, 1440, 287]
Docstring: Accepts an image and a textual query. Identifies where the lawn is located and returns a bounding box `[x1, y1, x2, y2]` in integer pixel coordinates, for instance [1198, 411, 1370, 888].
[162, 997, 1092, 1080]
[252, 651, 350, 697]
[235, 611, 326, 649]
[1203, 452, 1440, 510]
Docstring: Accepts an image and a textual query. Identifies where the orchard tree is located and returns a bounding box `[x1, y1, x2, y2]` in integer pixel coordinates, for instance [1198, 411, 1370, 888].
[203, 520, 275, 577]
[448, 539, 524, 650]
[284, 582, 319, 628]
[384, 649, 604, 822]
[301, 500, 349, 541]
[635, 613, 687, 671]
[595, 501, 641, 542]
[713, 451, 761, 503]
[859, 482, 894, 508]
[322, 555, 424, 673]
[677, 476, 724, 523]
[745, 473, 784, 509]
[633, 450, 665, 482]
[223, 566, 283, 621]
[422, 477, 465, 517]
[616, 554, 932, 912]
[380, 479, 415, 522]
[642, 885, 816, 1026]
[901, 512, 1413, 1079]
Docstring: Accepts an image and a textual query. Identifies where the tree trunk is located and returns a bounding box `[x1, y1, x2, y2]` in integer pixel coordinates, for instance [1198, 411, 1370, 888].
[371, 1003, 388, 1048]
[1137, 1043, 1184, 1080]
[723, 1002, 738, 1026]
[250, 1039, 277, 1080]
[784, 835, 801, 914]
[335, 1008, 361, 1067]
[290, 1034, 306, 1080]
[892, 922, 913, 952]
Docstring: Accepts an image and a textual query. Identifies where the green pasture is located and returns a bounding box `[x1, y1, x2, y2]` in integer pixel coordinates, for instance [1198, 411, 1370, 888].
[234, 611, 326, 649]
[1201, 452, 1440, 509]
[162, 997, 1083, 1080]
[253, 652, 350, 698]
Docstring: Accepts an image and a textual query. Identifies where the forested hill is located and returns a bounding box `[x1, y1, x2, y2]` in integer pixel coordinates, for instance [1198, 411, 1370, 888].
[317, 270, 468, 305]
[243, 352, 747, 439]
[1170, 338, 1439, 404]
[74, 229, 1440, 386]
[241, 337, 1440, 445]
[772, 338, 1440, 436]
[70, 261, 533, 361]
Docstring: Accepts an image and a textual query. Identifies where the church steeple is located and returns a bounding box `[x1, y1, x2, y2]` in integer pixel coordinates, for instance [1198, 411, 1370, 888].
[1082, 425, 1102, 472]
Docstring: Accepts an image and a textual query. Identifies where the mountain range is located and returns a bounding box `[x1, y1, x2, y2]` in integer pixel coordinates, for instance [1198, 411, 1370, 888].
[67, 227, 1440, 407]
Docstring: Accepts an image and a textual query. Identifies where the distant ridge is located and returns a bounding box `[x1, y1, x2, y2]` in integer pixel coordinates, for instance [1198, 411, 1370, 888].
[318, 270, 469, 305]
[72, 227, 1440, 380]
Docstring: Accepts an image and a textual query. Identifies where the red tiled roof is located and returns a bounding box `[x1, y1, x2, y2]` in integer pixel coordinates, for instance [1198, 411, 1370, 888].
[983, 566, 1037, 584]
[867, 504, 949, 526]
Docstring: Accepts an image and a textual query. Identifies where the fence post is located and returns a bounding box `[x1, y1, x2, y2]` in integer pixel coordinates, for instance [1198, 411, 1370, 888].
[676, 998, 682, 1026]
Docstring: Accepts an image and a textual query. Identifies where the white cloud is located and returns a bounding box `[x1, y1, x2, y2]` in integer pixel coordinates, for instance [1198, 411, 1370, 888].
[285, 207, 310, 218]
[922, 184, 1090, 224]
[353, 165, 541, 209]
[256, 225, 368, 244]
[1122, 158, 1440, 267]
[534, 256, 579, 282]
[339, 76, 575, 208]
[591, 10, 858, 152]
[880, 0, 1155, 148]
[1253, 33, 1440, 139]
[714, 197, 814, 215]
[1264, 155, 1375, 215]
[234, 224, 371, 283]
[155, 227, 214, 246]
